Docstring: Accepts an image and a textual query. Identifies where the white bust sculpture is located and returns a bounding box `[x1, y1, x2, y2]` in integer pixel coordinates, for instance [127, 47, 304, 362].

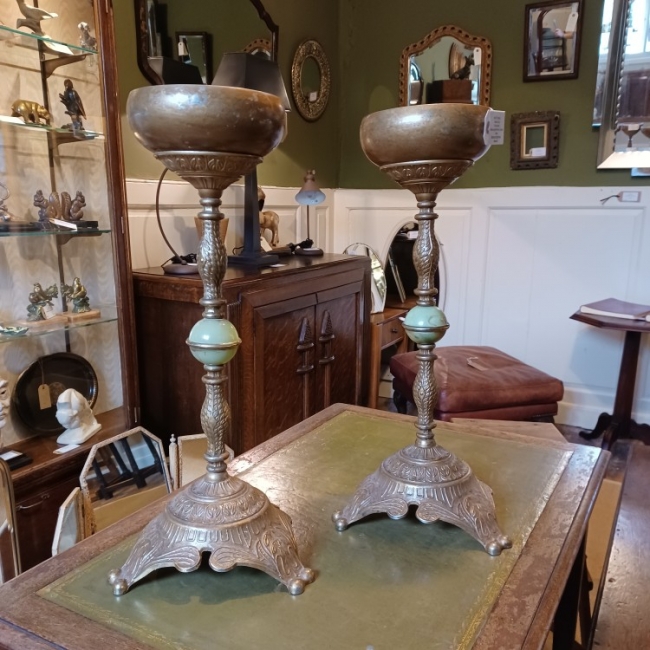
[55, 388, 101, 445]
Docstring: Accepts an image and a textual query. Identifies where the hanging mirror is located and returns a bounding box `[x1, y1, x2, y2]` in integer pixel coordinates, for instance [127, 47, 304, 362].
[176, 32, 212, 84]
[343, 243, 387, 314]
[291, 39, 331, 121]
[596, 0, 650, 168]
[399, 25, 492, 106]
[79, 427, 171, 534]
[134, 0, 279, 84]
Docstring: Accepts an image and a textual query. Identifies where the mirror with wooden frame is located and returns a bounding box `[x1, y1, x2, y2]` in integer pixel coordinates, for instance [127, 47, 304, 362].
[399, 25, 492, 107]
[510, 111, 560, 170]
[79, 427, 171, 534]
[134, 0, 280, 84]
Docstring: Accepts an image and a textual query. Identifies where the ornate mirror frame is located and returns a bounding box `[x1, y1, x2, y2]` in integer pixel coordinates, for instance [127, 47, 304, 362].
[291, 39, 331, 121]
[243, 38, 272, 58]
[399, 25, 493, 106]
[134, 0, 280, 85]
[510, 111, 560, 170]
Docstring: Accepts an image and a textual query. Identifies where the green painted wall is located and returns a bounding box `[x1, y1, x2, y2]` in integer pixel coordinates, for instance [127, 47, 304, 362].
[113, 0, 340, 188]
[338, 0, 640, 188]
[114, 0, 639, 189]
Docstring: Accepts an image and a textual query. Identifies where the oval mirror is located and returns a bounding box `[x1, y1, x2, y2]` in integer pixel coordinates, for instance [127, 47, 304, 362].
[399, 25, 492, 107]
[291, 39, 331, 121]
[343, 243, 387, 314]
[79, 427, 171, 534]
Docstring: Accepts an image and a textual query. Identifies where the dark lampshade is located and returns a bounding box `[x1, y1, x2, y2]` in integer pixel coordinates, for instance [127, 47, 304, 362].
[212, 52, 291, 111]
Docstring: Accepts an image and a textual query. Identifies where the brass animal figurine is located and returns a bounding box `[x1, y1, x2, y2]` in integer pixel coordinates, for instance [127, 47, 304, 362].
[33, 190, 86, 222]
[11, 99, 51, 125]
[259, 209, 280, 247]
[62, 277, 91, 313]
[26, 282, 58, 321]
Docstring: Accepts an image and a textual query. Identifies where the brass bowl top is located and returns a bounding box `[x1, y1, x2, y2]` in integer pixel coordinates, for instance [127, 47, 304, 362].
[360, 103, 490, 167]
[127, 85, 287, 157]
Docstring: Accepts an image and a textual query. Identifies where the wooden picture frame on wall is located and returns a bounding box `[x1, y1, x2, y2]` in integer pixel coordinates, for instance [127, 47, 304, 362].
[524, 0, 583, 81]
[510, 111, 560, 170]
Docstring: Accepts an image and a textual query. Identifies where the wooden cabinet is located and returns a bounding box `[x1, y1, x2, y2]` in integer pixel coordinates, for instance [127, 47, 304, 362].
[133, 255, 370, 454]
[7, 410, 126, 571]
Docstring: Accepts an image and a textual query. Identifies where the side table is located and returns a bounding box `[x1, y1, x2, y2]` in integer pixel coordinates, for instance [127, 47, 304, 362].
[571, 310, 650, 449]
[368, 306, 408, 408]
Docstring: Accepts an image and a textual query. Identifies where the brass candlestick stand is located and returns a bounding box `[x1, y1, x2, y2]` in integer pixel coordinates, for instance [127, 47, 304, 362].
[109, 85, 314, 596]
[333, 104, 511, 555]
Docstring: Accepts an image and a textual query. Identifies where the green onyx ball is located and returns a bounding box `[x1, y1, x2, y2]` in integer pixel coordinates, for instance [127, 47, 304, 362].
[402, 305, 450, 345]
[188, 318, 241, 366]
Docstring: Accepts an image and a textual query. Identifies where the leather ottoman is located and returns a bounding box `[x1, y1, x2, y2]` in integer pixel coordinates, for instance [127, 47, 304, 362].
[389, 345, 564, 422]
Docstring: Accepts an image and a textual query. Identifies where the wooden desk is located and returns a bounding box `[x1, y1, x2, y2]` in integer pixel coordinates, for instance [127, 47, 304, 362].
[368, 306, 408, 408]
[0, 405, 608, 650]
[571, 310, 650, 449]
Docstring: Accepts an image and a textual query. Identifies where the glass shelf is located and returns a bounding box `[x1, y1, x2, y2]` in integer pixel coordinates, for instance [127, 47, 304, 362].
[0, 227, 111, 239]
[0, 115, 103, 141]
[0, 305, 118, 345]
[0, 24, 97, 55]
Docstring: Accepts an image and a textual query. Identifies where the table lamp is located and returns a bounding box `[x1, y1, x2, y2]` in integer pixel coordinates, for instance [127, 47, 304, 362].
[214, 53, 290, 267]
[294, 170, 325, 256]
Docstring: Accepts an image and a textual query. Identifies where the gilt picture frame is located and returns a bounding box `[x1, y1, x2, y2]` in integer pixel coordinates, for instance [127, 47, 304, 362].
[524, 1, 583, 81]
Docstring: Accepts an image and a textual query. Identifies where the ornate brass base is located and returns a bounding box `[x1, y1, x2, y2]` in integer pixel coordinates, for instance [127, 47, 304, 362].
[109, 474, 315, 596]
[333, 444, 512, 556]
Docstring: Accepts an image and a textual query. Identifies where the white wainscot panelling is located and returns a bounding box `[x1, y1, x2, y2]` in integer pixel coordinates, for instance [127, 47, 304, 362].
[126, 179, 333, 270]
[332, 186, 650, 429]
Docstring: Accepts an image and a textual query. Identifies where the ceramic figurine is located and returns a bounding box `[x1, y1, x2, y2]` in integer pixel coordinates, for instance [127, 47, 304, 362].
[26, 282, 58, 321]
[11, 99, 51, 125]
[0, 183, 15, 222]
[77, 22, 97, 50]
[15, 0, 57, 36]
[59, 79, 86, 131]
[33, 189, 86, 222]
[61, 277, 91, 313]
[55, 388, 101, 445]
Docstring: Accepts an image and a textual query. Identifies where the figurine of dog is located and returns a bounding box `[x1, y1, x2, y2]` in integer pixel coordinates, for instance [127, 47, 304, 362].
[11, 99, 51, 125]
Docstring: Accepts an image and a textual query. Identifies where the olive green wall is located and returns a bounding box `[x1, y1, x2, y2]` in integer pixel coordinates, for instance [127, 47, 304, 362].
[338, 0, 639, 188]
[113, 0, 340, 188]
[114, 0, 638, 189]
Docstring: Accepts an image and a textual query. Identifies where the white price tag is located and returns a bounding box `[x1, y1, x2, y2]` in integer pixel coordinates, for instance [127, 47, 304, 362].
[529, 146, 547, 157]
[42, 304, 56, 320]
[565, 11, 578, 34]
[483, 109, 505, 146]
[473, 47, 482, 66]
[308, 91, 319, 103]
[54, 443, 80, 455]
[0, 450, 20, 461]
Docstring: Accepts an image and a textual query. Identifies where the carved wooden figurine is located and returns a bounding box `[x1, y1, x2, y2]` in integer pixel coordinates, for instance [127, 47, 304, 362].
[11, 99, 51, 125]
[33, 190, 86, 222]
[15, 0, 57, 36]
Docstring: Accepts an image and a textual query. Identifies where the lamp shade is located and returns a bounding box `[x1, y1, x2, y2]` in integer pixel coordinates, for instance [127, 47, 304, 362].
[295, 170, 325, 205]
[212, 52, 291, 111]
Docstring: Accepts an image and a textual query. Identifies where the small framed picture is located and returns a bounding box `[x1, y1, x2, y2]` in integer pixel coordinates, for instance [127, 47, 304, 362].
[510, 111, 560, 170]
[524, 1, 583, 81]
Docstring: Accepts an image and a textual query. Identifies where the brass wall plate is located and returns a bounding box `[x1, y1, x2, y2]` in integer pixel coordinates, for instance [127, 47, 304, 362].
[291, 39, 331, 122]
[510, 110, 560, 170]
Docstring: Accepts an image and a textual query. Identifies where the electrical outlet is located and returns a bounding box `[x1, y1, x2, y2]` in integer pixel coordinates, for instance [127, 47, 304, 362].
[618, 191, 641, 202]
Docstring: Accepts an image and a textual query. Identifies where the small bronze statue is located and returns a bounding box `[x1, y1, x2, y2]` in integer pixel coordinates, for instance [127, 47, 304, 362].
[11, 99, 51, 125]
[15, 0, 57, 36]
[34, 189, 86, 222]
[259, 209, 280, 246]
[62, 277, 91, 313]
[26, 282, 58, 321]
[59, 79, 86, 131]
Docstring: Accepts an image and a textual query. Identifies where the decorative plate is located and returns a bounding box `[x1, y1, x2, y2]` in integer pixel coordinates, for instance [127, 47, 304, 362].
[12, 352, 98, 436]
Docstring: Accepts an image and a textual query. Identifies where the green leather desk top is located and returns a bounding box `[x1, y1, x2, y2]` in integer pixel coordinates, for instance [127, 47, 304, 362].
[38, 410, 572, 650]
